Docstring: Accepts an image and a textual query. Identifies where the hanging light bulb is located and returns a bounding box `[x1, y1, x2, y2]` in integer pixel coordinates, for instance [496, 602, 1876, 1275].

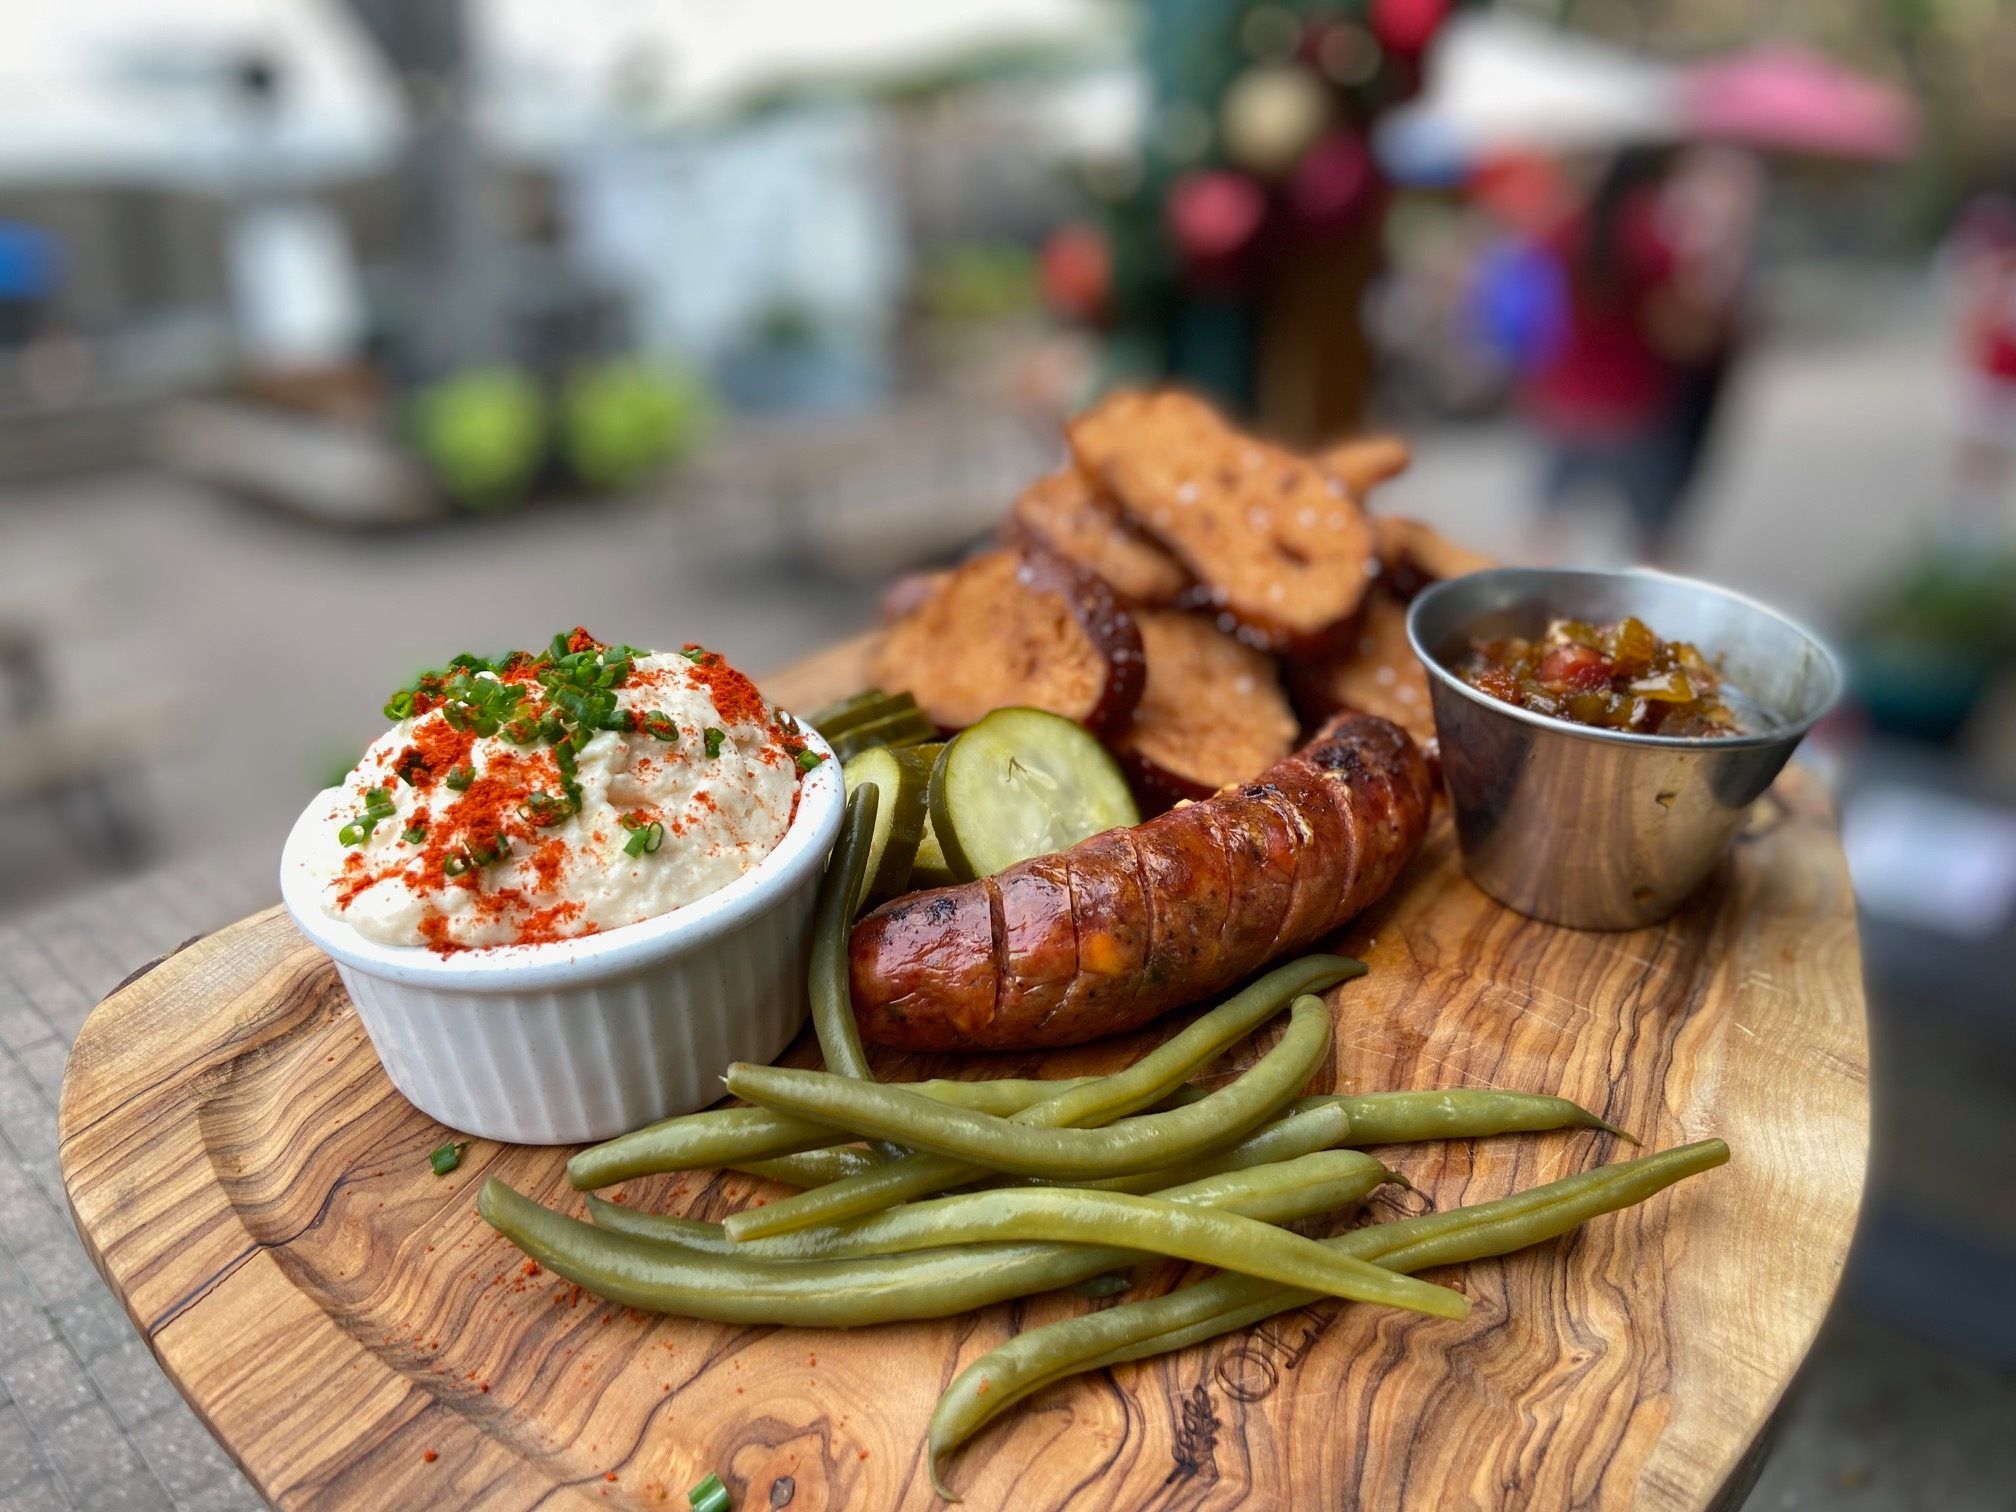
[1167, 169, 1268, 265]
[1220, 64, 1331, 177]
[1369, 0, 1452, 57]
[1287, 130, 1374, 228]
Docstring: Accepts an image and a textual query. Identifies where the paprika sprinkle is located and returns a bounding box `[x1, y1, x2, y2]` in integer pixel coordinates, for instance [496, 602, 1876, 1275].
[309, 632, 815, 952]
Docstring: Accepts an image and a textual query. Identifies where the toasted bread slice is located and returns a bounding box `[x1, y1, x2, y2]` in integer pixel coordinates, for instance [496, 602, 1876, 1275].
[1068, 391, 1378, 650]
[871, 548, 1145, 737]
[1004, 469, 1192, 607]
[878, 568, 951, 624]
[1373, 516, 1495, 601]
[1318, 434, 1412, 498]
[1285, 587, 1436, 749]
[1115, 610, 1298, 806]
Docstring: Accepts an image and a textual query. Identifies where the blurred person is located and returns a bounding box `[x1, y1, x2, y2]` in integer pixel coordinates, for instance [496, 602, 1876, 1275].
[1943, 194, 2016, 546]
[1517, 148, 1728, 565]
[1659, 146, 1765, 503]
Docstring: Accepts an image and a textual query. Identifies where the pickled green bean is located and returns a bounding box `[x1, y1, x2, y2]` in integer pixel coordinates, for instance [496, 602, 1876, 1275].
[727, 993, 1333, 1195]
[477, 1151, 1395, 1328]
[610, 1175, 1462, 1317]
[724, 956, 1360, 1241]
[810, 782, 881, 1082]
[927, 1139, 1728, 1492]
[1068, 1086, 1617, 1194]
[579, 1074, 1619, 1193]
[1074, 1100, 1354, 1194]
[590, 1149, 1391, 1257]
[1327, 1090, 1631, 1146]
[568, 1077, 1100, 1191]
[732, 1146, 881, 1188]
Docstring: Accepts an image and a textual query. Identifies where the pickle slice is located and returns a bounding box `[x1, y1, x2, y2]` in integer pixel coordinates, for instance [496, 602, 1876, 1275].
[911, 747, 959, 889]
[910, 820, 958, 889]
[806, 689, 920, 740]
[828, 706, 937, 762]
[840, 745, 935, 906]
[927, 707, 1139, 882]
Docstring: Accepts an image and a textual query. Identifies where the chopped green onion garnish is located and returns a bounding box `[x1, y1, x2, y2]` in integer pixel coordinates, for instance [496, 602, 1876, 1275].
[446, 766, 476, 791]
[429, 1142, 468, 1177]
[638, 711, 678, 742]
[518, 791, 574, 827]
[337, 787, 400, 845]
[442, 852, 471, 877]
[402, 824, 427, 844]
[622, 821, 665, 858]
[795, 748, 824, 772]
[680, 647, 707, 662]
[704, 727, 726, 758]
[688, 1472, 730, 1512]
[384, 690, 416, 720]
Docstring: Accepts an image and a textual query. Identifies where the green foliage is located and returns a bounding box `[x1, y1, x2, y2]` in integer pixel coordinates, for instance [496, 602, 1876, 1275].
[561, 361, 714, 490]
[1863, 542, 2016, 648]
[412, 367, 547, 510]
[920, 244, 1041, 321]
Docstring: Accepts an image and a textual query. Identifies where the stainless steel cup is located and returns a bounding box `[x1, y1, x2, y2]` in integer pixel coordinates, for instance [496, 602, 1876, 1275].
[1406, 568, 1841, 930]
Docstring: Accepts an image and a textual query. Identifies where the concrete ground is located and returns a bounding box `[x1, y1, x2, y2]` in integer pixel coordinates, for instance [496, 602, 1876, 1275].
[2, 289, 2012, 1507]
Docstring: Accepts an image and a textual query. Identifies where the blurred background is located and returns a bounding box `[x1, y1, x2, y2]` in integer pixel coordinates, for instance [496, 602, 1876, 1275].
[0, 1, 2011, 1508]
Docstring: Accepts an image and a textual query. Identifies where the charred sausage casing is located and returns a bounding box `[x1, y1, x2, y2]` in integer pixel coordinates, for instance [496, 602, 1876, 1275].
[848, 711, 1432, 1051]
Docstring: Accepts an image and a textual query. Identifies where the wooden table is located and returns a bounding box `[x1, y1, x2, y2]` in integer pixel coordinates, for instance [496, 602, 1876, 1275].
[58, 645, 1869, 1511]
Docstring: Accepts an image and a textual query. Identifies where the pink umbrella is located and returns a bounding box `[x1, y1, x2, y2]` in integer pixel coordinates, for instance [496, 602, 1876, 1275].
[1681, 46, 1920, 161]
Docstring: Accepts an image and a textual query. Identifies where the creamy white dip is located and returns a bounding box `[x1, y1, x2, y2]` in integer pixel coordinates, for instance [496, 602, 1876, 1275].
[307, 641, 809, 950]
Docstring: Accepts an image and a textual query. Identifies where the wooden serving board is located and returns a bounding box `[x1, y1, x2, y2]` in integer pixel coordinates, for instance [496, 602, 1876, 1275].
[59, 637, 1868, 1512]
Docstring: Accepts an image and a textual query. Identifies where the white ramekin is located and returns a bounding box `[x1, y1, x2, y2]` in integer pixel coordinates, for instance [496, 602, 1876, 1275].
[278, 733, 843, 1145]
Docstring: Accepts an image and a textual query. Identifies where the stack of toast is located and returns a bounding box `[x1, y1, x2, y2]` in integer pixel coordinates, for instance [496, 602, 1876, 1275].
[870, 390, 1491, 805]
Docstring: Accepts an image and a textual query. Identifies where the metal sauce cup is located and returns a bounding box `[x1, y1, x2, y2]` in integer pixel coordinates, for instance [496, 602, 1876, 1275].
[1407, 568, 1841, 930]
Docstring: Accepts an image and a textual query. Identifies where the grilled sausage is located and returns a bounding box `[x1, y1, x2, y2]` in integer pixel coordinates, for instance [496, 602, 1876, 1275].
[849, 711, 1433, 1051]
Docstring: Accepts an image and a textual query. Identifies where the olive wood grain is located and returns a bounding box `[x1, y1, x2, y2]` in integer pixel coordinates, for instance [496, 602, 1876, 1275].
[59, 633, 1867, 1512]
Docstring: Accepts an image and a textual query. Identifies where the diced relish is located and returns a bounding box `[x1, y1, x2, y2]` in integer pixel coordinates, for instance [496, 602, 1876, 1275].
[1456, 616, 1744, 738]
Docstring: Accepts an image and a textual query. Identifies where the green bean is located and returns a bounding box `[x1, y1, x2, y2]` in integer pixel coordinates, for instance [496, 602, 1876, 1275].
[1326, 1090, 1632, 1146]
[927, 1139, 1728, 1492]
[478, 1151, 1394, 1328]
[810, 783, 882, 1082]
[588, 1083, 1619, 1193]
[1074, 1100, 1355, 1194]
[723, 956, 1361, 1241]
[585, 1203, 733, 1253]
[1002, 958, 1362, 1129]
[591, 1150, 1391, 1258]
[732, 1146, 881, 1188]
[607, 1171, 1460, 1317]
[735, 1092, 1348, 1196]
[1068, 1272, 1134, 1299]
[568, 1077, 1100, 1191]
[1062, 1086, 1617, 1195]
[725, 991, 1335, 1232]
